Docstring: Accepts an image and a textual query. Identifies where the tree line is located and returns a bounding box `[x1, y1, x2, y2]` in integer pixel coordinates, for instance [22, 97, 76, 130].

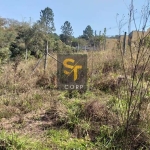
[0, 7, 108, 62]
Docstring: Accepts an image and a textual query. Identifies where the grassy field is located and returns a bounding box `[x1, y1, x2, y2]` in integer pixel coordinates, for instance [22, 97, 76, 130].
[0, 49, 149, 149]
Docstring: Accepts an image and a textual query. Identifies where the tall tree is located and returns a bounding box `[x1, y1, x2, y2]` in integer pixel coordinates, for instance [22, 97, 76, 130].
[39, 7, 55, 33]
[83, 25, 93, 40]
[61, 21, 73, 36]
[60, 21, 73, 45]
[9, 22, 31, 58]
[27, 22, 46, 57]
[39, 7, 55, 74]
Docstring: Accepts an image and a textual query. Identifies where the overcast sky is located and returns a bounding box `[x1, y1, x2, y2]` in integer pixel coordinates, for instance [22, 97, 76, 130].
[0, 0, 149, 37]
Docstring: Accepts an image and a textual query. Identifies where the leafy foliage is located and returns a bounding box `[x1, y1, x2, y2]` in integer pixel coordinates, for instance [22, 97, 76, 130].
[83, 25, 93, 40]
[60, 21, 73, 45]
[39, 7, 55, 33]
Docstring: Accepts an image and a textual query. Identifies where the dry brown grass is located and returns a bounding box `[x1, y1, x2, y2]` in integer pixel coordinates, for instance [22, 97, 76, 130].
[83, 100, 118, 125]
[87, 50, 121, 75]
[0, 49, 149, 149]
[42, 101, 68, 125]
[0, 105, 20, 119]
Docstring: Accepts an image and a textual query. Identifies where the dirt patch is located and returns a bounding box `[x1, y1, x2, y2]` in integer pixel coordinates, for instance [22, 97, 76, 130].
[0, 103, 53, 139]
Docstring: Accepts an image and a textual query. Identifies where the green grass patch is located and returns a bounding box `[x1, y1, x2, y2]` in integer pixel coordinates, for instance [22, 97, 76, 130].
[46, 129, 94, 150]
[0, 131, 49, 150]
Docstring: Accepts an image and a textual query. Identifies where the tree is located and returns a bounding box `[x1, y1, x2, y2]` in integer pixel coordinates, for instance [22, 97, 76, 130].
[39, 7, 55, 33]
[61, 21, 73, 36]
[52, 33, 60, 40]
[9, 22, 32, 59]
[0, 18, 19, 61]
[0, 18, 17, 49]
[83, 25, 93, 40]
[71, 38, 78, 47]
[60, 21, 73, 45]
[53, 40, 64, 52]
[0, 17, 7, 28]
[92, 28, 107, 50]
[27, 22, 46, 58]
[78, 38, 87, 46]
[39, 7, 55, 74]
[116, 0, 150, 148]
